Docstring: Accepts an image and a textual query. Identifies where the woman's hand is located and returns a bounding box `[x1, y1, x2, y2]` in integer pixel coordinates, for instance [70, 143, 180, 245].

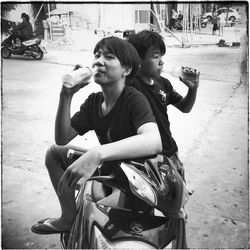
[61, 80, 90, 96]
[58, 148, 102, 194]
[61, 64, 91, 96]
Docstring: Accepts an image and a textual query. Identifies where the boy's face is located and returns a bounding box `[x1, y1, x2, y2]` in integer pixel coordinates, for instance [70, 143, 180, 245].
[140, 46, 164, 78]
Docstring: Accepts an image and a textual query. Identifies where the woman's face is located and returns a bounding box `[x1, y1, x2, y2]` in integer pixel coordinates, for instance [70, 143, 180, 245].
[140, 46, 164, 78]
[92, 48, 127, 85]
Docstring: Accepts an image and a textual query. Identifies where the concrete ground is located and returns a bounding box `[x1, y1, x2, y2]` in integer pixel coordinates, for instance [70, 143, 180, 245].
[1, 17, 249, 249]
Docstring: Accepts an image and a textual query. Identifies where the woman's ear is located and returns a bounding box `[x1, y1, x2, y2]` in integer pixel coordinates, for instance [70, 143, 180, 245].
[123, 67, 132, 77]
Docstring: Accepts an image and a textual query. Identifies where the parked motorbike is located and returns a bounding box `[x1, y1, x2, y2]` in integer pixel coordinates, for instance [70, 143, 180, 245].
[61, 149, 189, 249]
[1, 29, 47, 60]
[173, 17, 183, 31]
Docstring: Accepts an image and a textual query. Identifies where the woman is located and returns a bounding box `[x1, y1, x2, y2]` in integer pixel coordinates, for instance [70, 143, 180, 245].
[31, 36, 162, 234]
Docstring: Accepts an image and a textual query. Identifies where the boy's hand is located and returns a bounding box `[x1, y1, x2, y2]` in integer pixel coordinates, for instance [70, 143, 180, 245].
[179, 67, 200, 89]
[73, 64, 82, 71]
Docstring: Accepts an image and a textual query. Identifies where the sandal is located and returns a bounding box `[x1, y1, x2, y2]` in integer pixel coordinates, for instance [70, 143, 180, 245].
[31, 218, 70, 235]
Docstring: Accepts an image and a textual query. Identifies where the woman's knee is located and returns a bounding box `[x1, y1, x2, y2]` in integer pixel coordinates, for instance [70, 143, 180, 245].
[45, 144, 57, 169]
[45, 144, 73, 170]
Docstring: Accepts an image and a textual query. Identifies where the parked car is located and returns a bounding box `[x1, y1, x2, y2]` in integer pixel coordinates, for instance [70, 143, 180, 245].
[94, 27, 135, 39]
[94, 27, 114, 37]
[202, 7, 241, 22]
[122, 29, 135, 39]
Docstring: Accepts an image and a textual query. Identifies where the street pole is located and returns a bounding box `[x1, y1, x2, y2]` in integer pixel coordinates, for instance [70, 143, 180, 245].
[150, 9, 186, 48]
[226, 7, 229, 26]
[48, 3, 52, 41]
[34, 3, 44, 22]
[98, 4, 101, 28]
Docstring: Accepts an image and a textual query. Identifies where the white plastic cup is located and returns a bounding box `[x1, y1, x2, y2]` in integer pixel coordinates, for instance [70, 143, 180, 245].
[62, 67, 93, 88]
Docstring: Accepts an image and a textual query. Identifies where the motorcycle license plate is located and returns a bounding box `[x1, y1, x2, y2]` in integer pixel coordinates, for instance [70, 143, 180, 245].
[39, 45, 47, 53]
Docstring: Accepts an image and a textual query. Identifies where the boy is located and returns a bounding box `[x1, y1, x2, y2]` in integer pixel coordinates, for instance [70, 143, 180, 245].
[127, 30, 200, 184]
[31, 36, 162, 234]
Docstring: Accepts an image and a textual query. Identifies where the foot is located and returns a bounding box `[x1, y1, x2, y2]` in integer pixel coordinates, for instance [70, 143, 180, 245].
[31, 217, 74, 235]
[47, 217, 74, 232]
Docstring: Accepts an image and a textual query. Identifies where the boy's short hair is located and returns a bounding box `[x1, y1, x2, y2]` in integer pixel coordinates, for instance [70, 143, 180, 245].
[94, 36, 140, 80]
[21, 13, 30, 22]
[128, 30, 166, 59]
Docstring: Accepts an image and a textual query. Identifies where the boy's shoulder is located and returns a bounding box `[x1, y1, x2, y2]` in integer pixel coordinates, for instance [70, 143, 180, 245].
[154, 76, 173, 89]
[127, 75, 172, 87]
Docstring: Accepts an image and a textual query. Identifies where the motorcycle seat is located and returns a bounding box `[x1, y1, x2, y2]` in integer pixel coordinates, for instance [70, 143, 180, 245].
[22, 38, 40, 46]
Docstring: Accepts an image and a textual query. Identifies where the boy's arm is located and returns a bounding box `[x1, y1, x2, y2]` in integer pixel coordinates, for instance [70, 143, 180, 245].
[58, 122, 162, 191]
[173, 72, 200, 113]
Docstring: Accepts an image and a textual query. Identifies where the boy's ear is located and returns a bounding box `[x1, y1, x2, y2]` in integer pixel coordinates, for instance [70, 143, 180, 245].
[123, 67, 132, 77]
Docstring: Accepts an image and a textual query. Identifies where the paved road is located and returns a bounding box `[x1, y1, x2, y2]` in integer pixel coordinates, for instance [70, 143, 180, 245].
[1, 42, 248, 248]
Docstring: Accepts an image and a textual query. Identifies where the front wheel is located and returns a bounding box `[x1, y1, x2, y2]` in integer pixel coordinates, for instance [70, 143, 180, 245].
[32, 46, 44, 60]
[229, 16, 236, 22]
[32, 49, 43, 60]
[1, 47, 11, 59]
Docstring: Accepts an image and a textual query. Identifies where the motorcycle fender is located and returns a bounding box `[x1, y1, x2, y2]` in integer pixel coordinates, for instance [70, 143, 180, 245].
[38, 44, 47, 53]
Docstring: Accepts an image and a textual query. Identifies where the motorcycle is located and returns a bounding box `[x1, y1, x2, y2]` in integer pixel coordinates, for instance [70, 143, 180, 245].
[201, 17, 209, 28]
[1, 29, 47, 60]
[61, 149, 189, 249]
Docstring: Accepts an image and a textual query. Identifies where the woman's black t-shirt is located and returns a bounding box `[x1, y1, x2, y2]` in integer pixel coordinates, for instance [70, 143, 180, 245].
[71, 86, 156, 145]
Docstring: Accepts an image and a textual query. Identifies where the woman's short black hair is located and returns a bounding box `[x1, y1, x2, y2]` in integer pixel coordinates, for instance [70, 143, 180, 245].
[93, 36, 140, 80]
[127, 30, 166, 59]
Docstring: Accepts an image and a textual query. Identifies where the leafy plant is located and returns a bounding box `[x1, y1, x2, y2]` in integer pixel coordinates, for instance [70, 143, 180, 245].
[1, 3, 17, 18]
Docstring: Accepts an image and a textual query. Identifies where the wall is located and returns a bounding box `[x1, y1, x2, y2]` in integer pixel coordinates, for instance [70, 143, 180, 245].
[53, 3, 136, 31]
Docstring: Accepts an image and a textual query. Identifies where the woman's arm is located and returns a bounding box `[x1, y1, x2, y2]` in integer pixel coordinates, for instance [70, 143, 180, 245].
[55, 82, 89, 145]
[95, 122, 162, 162]
[55, 89, 78, 145]
[58, 122, 162, 191]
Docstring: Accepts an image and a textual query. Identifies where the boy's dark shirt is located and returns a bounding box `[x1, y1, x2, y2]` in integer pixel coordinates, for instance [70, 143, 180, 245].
[71, 86, 156, 156]
[127, 75, 183, 157]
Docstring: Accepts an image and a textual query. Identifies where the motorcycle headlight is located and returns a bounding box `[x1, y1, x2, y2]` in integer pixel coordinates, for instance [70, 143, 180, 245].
[120, 162, 157, 207]
[94, 226, 155, 249]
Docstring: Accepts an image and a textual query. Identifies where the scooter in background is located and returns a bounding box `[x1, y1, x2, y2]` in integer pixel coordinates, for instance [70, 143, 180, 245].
[1, 29, 47, 60]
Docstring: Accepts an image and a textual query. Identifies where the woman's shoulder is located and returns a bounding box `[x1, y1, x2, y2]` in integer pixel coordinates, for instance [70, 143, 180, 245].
[84, 91, 103, 105]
